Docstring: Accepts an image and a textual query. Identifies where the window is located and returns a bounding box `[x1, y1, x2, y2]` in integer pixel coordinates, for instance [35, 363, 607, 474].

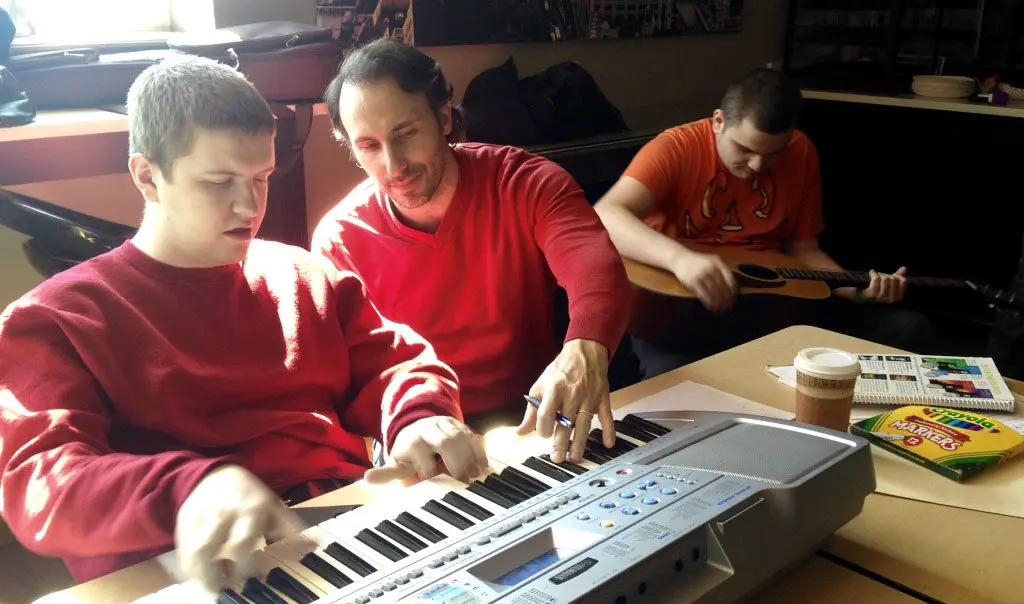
[2, 0, 173, 48]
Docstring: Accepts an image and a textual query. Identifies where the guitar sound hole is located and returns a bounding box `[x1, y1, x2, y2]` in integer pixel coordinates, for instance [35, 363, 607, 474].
[737, 264, 781, 281]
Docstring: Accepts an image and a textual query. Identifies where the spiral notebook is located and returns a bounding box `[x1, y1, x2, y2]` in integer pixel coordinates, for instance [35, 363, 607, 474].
[770, 355, 1016, 412]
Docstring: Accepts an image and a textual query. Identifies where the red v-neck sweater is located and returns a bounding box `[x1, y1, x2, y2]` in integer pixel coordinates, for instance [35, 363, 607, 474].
[0, 240, 459, 582]
[313, 143, 631, 419]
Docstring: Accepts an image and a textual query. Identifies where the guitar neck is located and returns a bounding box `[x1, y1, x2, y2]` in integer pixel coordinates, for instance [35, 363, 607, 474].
[774, 267, 971, 290]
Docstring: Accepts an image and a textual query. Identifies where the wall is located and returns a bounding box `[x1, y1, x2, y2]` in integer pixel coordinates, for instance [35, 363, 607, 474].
[171, 0, 316, 32]
[423, 0, 789, 129]
[213, 0, 318, 28]
[303, 115, 367, 239]
[0, 227, 44, 308]
[303, 0, 790, 229]
[0, 0, 790, 305]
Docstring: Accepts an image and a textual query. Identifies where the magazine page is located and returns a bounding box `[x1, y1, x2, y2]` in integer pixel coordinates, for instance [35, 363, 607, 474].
[855, 354, 926, 397]
[912, 356, 1012, 402]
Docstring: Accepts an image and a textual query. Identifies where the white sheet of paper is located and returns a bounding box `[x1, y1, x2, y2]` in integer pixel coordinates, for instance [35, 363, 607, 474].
[768, 364, 798, 387]
[613, 380, 793, 421]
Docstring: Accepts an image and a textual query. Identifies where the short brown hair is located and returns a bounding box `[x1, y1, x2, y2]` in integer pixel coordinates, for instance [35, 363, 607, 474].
[127, 56, 276, 178]
[720, 68, 803, 134]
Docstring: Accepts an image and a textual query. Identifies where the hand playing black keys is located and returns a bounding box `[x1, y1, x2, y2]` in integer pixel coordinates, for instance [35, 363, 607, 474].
[516, 338, 616, 464]
[175, 465, 304, 593]
[364, 416, 488, 484]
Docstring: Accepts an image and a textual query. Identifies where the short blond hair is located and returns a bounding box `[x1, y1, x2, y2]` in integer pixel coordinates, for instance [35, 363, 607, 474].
[127, 56, 275, 178]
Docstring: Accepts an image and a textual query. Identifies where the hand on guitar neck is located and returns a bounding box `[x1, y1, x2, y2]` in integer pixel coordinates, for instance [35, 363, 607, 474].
[849, 267, 908, 303]
[785, 240, 908, 304]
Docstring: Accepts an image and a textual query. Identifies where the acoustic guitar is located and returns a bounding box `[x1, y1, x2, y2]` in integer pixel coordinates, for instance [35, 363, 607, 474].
[622, 244, 1022, 310]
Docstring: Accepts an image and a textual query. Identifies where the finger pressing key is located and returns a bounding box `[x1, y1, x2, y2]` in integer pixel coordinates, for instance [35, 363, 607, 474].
[218, 513, 263, 584]
[568, 408, 595, 463]
[363, 461, 417, 485]
[437, 418, 488, 482]
[550, 421, 573, 464]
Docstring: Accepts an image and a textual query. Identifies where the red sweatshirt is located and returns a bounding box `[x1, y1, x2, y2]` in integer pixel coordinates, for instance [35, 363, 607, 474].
[0, 240, 459, 582]
[313, 143, 630, 420]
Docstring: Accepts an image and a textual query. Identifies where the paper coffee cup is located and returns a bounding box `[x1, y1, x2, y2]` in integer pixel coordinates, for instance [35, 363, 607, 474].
[793, 348, 861, 431]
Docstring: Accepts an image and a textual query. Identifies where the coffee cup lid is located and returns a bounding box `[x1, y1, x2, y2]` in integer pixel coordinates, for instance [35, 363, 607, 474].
[793, 347, 861, 379]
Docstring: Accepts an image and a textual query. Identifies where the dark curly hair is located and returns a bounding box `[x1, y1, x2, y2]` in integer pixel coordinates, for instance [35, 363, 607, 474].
[324, 39, 465, 145]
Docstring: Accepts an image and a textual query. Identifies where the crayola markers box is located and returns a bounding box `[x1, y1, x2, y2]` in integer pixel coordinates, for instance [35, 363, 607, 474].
[851, 406, 1024, 482]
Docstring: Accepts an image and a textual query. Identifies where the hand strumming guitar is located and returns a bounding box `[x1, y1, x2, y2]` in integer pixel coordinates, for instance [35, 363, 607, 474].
[669, 248, 737, 312]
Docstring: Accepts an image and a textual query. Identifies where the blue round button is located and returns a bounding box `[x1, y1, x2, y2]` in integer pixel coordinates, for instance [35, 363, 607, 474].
[636, 483, 648, 491]
[642, 497, 659, 505]
[645, 479, 658, 488]
[622, 507, 640, 516]
[599, 500, 618, 509]
[660, 487, 678, 495]
[619, 491, 636, 499]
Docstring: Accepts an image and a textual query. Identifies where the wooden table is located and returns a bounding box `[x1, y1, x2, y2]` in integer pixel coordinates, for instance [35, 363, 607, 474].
[38, 325, 1014, 603]
[618, 325, 1023, 604]
[36, 539, 914, 604]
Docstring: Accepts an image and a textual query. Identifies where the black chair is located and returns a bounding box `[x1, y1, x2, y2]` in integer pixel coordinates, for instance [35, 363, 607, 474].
[0, 188, 135, 277]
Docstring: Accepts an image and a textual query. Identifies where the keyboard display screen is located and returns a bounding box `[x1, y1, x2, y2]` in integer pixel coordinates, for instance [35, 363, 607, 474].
[492, 548, 565, 586]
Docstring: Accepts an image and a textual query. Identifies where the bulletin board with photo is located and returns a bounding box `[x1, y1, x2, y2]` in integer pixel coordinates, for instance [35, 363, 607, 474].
[319, 0, 745, 47]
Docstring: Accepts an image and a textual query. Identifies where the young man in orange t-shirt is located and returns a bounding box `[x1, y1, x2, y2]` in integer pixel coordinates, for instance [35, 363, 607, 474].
[596, 68, 933, 377]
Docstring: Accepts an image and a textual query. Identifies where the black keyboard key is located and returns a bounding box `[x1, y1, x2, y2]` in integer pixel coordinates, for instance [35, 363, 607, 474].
[356, 528, 408, 562]
[586, 435, 623, 459]
[300, 552, 352, 588]
[614, 419, 657, 443]
[523, 456, 575, 482]
[593, 428, 638, 454]
[442, 491, 494, 521]
[396, 511, 447, 543]
[267, 567, 317, 604]
[610, 439, 637, 456]
[218, 589, 248, 604]
[623, 414, 671, 436]
[587, 431, 636, 458]
[538, 455, 589, 476]
[497, 468, 548, 497]
[242, 578, 287, 604]
[467, 481, 516, 509]
[324, 542, 376, 577]
[377, 520, 428, 552]
[484, 473, 531, 503]
[582, 448, 614, 464]
[423, 499, 475, 530]
[499, 471, 544, 498]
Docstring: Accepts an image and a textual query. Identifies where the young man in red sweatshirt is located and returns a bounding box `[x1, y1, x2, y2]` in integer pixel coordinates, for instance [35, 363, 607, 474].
[0, 57, 486, 592]
[313, 40, 632, 466]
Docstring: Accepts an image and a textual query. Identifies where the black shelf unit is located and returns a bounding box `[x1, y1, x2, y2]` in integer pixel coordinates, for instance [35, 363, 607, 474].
[782, 0, 1022, 94]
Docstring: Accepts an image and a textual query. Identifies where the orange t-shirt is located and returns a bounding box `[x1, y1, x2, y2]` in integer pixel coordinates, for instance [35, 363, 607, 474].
[623, 118, 824, 251]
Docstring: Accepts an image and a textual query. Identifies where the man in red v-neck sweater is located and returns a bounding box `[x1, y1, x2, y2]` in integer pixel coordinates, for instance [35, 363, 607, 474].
[313, 41, 631, 464]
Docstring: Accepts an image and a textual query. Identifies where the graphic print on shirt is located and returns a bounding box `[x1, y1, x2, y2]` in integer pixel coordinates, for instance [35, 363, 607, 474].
[684, 169, 778, 242]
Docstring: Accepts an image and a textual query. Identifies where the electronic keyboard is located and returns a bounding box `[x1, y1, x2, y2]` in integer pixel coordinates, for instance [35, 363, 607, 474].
[133, 411, 875, 604]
